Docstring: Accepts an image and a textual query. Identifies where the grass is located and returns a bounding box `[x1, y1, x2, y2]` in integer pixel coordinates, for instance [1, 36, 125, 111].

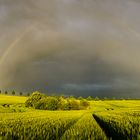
[0, 94, 27, 105]
[0, 94, 28, 113]
[0, 95, 140, 140]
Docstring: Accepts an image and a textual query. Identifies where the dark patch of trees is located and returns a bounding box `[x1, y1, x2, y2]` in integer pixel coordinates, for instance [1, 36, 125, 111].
[19, 92, 23, 96]
[25, 92, 90, 111]
[12, 91, 15, 95]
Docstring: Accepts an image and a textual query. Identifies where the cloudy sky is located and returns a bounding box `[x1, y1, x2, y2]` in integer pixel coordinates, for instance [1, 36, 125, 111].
[0, 0, 140, 98]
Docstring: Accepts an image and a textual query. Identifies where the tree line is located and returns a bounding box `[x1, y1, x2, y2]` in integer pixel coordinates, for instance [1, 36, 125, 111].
[0, 90, 139, 100]
[0, 90, 30, 96]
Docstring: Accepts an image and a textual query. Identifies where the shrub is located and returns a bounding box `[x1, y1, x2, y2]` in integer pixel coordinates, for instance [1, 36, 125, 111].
[25, 92, 90, 110]
[35, 97, 59, 110]
[68, 99, 80, 110]
[80, 100, 90, 109]
[87, 96, 93, 101]
[12, 91, 15, 95]
[95, 97, 100, 101]
[25, 91, 44, 107]
[46, 97, 59, 110]
[57, 97, 68, 110]
[78, 96, 84, 100]
[19, 92, 23, 96]
[35, 98, 48, 109]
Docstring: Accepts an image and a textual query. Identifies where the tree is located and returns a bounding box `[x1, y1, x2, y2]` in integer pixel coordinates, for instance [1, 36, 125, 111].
[35, 97, 59, 110]
[57, 96, 67, 110]
[87, 96, 93, 101]
[0, 90, 1, 94]
[78, 96, 84, 100]
[12, 90, 15, 95]
[120, 97, 124, 100]
[45, 97, 59, 110]
[60, 94, 65, 99]
[25, 91, 45, 107]
[27, 93, 30, 96]
[95, 96, 99, 101]
[19, 92, 23, 96]
[103, 97, 108, 100]
[5, 91, 8, 95]
[112, 97, 116, 100]
[69, 95, 75, 99]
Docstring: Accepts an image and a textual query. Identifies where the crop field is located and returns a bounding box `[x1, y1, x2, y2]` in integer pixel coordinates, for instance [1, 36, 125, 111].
[0, 95, 140, 140]
[0, 95, 27, 105]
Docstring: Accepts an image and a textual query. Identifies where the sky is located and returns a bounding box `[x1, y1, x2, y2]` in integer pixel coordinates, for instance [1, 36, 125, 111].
[0, 0, 140, 98]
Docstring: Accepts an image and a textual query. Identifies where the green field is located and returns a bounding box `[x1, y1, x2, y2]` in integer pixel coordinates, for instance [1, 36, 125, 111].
[0, 95, 140, 140]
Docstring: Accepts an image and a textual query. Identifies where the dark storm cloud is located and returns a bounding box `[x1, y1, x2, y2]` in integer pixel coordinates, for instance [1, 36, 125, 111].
[0, 0, 140, 98]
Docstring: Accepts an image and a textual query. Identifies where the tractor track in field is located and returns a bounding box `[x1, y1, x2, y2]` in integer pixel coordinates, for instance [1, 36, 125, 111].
[92, 114, 127, 140]
[93, 114, 112, 140]
[59, 113, 86, 140]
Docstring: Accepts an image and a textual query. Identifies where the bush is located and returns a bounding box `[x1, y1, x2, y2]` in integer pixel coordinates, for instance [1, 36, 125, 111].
[78, 96, 84, 100]
[25, 92, 90, 110]
[95, 97, 100, 101]
[57, 97, 68, 110]
[25, 91, 44, 107]
[80, 100, 90, 109]
[34, 98, 48, 109]
[45, 97, 59, 110]
[87, 96, 93, 100]
[35, 97, 59, 110]
[68, 99, 80, 110]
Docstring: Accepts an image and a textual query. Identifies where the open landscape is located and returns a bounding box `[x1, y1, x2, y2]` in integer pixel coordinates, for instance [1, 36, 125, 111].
[0, 0, 140, 140]
[0, 93, 139, 140]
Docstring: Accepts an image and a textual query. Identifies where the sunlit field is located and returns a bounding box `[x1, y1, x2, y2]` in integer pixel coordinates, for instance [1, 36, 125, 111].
[0, 94, 27, 105]
[0, 95, 140, 140]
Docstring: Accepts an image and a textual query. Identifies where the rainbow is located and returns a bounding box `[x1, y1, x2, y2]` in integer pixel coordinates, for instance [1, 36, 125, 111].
[0, 23, 39, 65]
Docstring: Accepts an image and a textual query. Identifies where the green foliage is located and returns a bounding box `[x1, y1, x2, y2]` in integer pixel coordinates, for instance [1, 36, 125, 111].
[19, 92, 23, 96]
[87, 96, 93, 100]
[25, 91, 44, 107]
[80, 99, 90, 109]
[25, 93, 90, 111]
[69, 95, 75, 99]
[112, 97, 116, 100]
[5, 91, 8, 95]
[68, 99, 80, 110]
[25, 92, 59, 110]
[103, 97, 108, 100]
[12, 90, 15, 95]
[57, 96, 68, 110]
[27, 93, 30, 96]
[46, 97, 59, 110]
[35, 97, 59, 110]
[95, 96, 100, 101]
[78, 96, 84, 100]
[34, 98, 48, 109]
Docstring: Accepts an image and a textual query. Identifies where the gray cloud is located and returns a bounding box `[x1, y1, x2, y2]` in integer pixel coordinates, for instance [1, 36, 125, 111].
[0, 0, 140, 98]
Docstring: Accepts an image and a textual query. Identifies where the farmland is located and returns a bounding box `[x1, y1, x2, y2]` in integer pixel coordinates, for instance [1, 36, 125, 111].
[0, 94, 140, 140]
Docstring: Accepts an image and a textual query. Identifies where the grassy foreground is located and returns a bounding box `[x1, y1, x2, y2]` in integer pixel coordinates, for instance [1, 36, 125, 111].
[0, 95, 140, 140]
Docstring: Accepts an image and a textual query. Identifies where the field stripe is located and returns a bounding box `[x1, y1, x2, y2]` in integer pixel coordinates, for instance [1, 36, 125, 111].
[59, 113, 86, 139]
[93, 114, 127, 140]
